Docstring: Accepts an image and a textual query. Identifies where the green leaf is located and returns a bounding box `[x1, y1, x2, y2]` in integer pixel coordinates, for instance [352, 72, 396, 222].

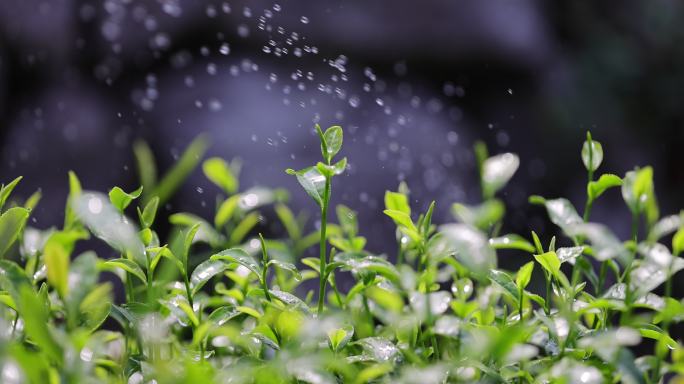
[516, 261, 534, 290]
[170, 213, 222, 247]
[18, 285, 63, 364]
[422, 201, 435, 237]
[215, 195, 240, 228]
[334, 252, 400, 283]
[79, 283, 112, 331]
[103, 258, 147, 284]
[622, 167, 659, 225]
[266, 259, 302, 281]
[275, 203, 301, 240]
[286, 167, 326, 208]
[323, 125, 343, 161]
[542, 198, 583, 234]
[632, 243, 684, 294]
[63, 171, 82, 230]
[452, 200, 505, 231]
[72, 192, 145, 263]
[108, 186, 143, 212]
[674, 227, 684, 256]
[207, 305, 240, 326]
[0, 207, 30, 258]
[488, 234, 535, 253]
[383, 209, 417, 233]
[328, 325, 354, 352]
[315, 124, 329, 162]
[44, 230, 88, 298]
[351, 337, 401, 363]
[587, 174, 622, 201]
[556, 246, 584, 264]
[190, 259, 228, 296]
[384, 190, 411, 215]
[648, 214, 682, 242]
[489, 270, 520, 302]
[438, 224, 496, 275]
[203, 157, 239, 194]
[581, 135, 603, 172]
[133, 140, 158, 201]
[152, 135, 208, 205]
[481, 153, 519, 198]
[229, 211, 259, 245]
[534, 251, 560, 276]
[0, 176, 22, 211]
[0, 260, 32, 305]
[566, 223, 629, 263]
[367, 286, 404, 313]
[139, 196, 159, 228]
[211, 248, 262, 278]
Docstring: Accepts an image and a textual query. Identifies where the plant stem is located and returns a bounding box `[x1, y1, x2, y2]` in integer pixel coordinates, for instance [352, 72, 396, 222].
[317, 176, 332, 315]
[259, 234, 272, 302]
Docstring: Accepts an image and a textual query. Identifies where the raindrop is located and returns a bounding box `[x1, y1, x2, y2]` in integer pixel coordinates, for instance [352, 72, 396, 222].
[300, 16, 309, 24]
[219, 43, 230, 55]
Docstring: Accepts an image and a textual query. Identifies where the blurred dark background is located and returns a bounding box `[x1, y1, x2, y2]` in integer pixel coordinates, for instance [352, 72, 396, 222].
[0, 0, 683, 277]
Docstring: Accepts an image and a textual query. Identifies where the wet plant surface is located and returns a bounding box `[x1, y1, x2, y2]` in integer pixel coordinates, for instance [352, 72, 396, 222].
[0, 126, 683, 383]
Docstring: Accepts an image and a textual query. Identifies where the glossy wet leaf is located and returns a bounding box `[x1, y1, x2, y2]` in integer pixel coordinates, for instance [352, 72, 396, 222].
[203, 157, 238, 194]
[581, 137, 603, 172]
[103, 258, 147, 284]
[631, 243, 684, 294]
[18, 285, 63, 363]
[211, 248, 262, 278]
[409, 291, 452, 317]
[322, 125, 343, 161]
[334, 252, 400, 282]
[43, 230, 88, 298]
[286, 167, 326, 208]
[556, 246, 584, 264]
[190, 259, 228, 296]
[567, 222, 629, 263]
[489, 234, 535, 253]
[481, 152, 519, 198]
[72, 192, 145, 262]
[542, 198, 583, 234]
[534, 251, 560, 276]
[489, 270, 520, 302]
[438, 224, 496, 275]
[351, 337, 401, 363]
[207, 305, 240, 326]
[267, 259, 302, 280]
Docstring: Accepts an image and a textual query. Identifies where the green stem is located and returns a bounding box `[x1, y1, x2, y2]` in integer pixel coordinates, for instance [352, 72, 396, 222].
[544, 273, 551, 315]
[317, 176, 332, 315]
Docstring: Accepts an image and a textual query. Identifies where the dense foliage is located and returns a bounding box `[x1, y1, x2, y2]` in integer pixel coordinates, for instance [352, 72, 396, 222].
[0, 126, 683, 383]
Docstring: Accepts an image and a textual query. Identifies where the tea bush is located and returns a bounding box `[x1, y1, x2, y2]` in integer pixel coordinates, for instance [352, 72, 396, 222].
[0, 126, 682, 383]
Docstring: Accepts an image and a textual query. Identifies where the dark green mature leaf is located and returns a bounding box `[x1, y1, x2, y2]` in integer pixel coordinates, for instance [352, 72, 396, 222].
[211, 248, 262, 278]
[587, 174, 622, 201]
[0, 176, 22, 211]
[108, 186, 143, 212]
[286, 167, 326, 208]
[190, 259, 228, 296]
[203, 157, 239, 194]
[489, 270, 520, 302]
[0, 207, 30, 258]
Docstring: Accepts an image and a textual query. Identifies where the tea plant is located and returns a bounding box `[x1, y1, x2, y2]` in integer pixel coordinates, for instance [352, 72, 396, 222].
[0, 126, 683, 383]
